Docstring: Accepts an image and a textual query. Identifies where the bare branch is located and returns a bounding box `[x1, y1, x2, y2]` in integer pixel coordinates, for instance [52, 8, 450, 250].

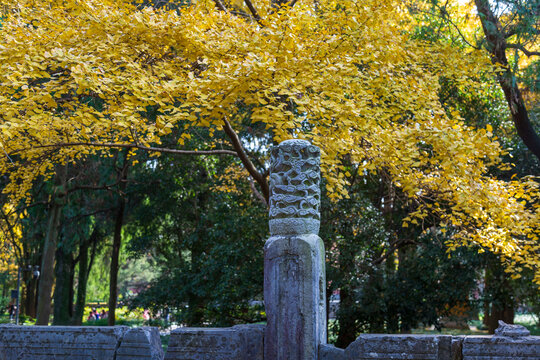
[8, 142, 238, 157]
[504, 22, 540, 39]
[67, 179, 124, 194]
[416, 7, 481, 50]
[289, 0, 299, 8]
[213, 0, 228, 12]
[244, 0, 263, 25]
[506, 43, 540, 57]
[222, 119, 270, 204]
[65, 207, 116, 223]
[249, 177, 268, 207]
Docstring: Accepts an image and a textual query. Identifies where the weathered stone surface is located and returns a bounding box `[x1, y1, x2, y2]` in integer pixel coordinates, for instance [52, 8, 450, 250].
[269, 139, 321, 237]
[265, 139, 326, 360]
[452, 336, 464, 360]
[0, 324, 163, 360]
[164, 324, 264, 360]
[494, 321, 531, 337]
[117, 327, 164, 360]
[462, 335, 540, 360]
[264, 234, 326, 360]
[345, 334, 452, 360]
[320, 344, 346, 360]
[232, 324, 265, 359]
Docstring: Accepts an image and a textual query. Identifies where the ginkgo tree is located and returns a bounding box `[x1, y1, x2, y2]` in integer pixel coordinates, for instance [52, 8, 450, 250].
[0, 0, 539, 323]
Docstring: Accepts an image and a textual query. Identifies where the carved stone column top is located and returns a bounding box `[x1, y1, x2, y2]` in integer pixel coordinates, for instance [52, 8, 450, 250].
[269, 139, 321, 236]
[494, 321, 531, 337]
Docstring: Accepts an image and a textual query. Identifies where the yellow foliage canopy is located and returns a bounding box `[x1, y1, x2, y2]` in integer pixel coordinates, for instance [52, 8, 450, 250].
[0, 0, 538, 281]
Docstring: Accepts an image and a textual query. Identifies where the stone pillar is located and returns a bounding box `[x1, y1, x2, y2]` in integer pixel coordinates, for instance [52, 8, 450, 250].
[264, 139, 326, 360]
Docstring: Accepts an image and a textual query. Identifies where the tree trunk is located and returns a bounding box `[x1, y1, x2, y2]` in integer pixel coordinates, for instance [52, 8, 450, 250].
[108, 199, 125, 326]
[487, 305, 514, 334]
[108, 158, 129, 326]
[68, 262, 75, 318]
[186, 231, 207, 326]
[483, 260, 515, 334]
[36, 166, 66, 325]
[185, 168, 211, 327]
[52, 246, 73, 325]
[73, 242, 88, 325]
[385, 249, 399, 333]
[73, 229, 98, 325]
[73, 228, 100, 325]
[474, 0, 540, 163]
[335, 287, 357, 348]
[23, 276, 37, 318]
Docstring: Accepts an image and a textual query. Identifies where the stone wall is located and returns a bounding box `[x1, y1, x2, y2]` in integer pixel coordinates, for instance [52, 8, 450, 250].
[462, 335, 540, 360]
[319, 326, 540, 360]
[0, 325, 163, 360]
[164, 324, 264, 360]
[2, 323, 539, 360]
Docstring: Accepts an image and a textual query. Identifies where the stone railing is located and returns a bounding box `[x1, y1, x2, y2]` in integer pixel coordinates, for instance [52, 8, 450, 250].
[0, 324, 163, 359]
[320, 322, 540, 360]
[2, 322, 539, 359]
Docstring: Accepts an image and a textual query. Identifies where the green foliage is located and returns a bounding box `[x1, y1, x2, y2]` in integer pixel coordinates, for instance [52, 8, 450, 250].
[126, 148, 267, 326]
[85, 246, 111, 303]
[320, 170, 484, 345]
[385, 236, 481, 331]
[325, 209, 482, 340]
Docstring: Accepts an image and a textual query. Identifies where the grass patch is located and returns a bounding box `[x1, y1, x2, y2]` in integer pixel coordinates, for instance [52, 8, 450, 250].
[411, 327, 487, 335]
[82, 318, 144, 327]
[515, 314, 540, 336]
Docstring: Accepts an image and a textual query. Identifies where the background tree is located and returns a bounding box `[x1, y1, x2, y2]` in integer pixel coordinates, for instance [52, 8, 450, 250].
[127, 137, 268, 325]
[474, 0, 540, 162]
[0, 0, 538, 333]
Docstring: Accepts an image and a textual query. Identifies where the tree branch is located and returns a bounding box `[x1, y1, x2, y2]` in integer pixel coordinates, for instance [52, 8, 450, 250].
[249, 177, 268, 207]
[65, 207, 116, 224]
[66, 180, 124, 194]
[504, 23, 540, 39]
[506, 43, 540, 57]
[213, 0, 228, 12]
[222, 119, 270, 205]
[244, 0, 263, 25]
[475, 0, 540, 163]
[415, 7, 481, 50]
[9, 142, 238, 157]
[0, 209, 23, 262]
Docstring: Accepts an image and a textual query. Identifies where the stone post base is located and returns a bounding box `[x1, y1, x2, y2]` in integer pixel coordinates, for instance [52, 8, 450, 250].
[264, 234, 326, 360]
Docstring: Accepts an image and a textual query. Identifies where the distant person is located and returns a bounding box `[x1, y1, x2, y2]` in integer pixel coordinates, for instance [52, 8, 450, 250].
[100, 310, 107, 319]
[88, 308, 99, 321]
[92, 308, 100, 320]
[7, 299, 15, 321]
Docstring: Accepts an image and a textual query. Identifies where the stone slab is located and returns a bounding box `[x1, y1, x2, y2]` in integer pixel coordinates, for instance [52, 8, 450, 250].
[117, 327, 164, 360]
[0, 325, 163, 360]
[320, 344, 346, 360]
[462, 335, 540, 360]
[345, 334, 452, 360]
[164, 324, 264, 360]
[452, 336, 464, 360]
